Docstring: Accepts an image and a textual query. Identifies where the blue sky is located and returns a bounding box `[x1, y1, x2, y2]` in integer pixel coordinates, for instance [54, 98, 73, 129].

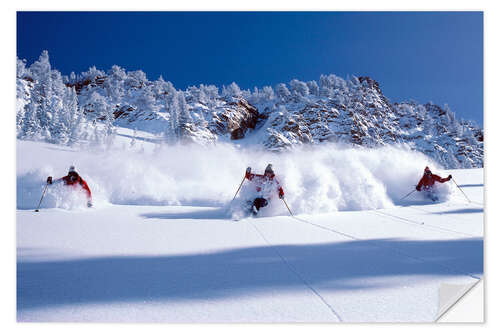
[17, 11, 483, 125]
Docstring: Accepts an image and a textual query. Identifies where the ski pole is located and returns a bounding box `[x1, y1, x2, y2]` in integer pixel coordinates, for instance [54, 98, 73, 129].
[282, 198, 293, 217]
[400, 189, 416, 201]
[452, 178, 471, 203]
[35, 183, 49, 212]
[232, 176, 246, 201]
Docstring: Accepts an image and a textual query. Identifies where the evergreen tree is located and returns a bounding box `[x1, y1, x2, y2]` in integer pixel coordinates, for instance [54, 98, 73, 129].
[275, 83, 291, 102]
[306, 81, 319, 96]
[30, 50, 53, 136]
[177, 91, 192, 138]
[16, 58, 29, 79]
[125, 70, 147, 90]
[105, 65, 127, 105]
[136, 84, 157, 113]
[289, 79, 309, 98]
[49, 95, 68, 144]
[65, 85, 84, 146]
[20, 101, 41, 139]
[155, 77, 177, 113]
[86, 91, 115, 145]
[200, 84, 219, 110]
[165, 90, 180, 143]
[222, 82, 242, 99]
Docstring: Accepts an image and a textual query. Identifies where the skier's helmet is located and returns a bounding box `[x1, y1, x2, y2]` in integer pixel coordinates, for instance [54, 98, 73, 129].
[68, 165, 78, 181]
[264, 164, 274, 176]
[424, 166, 431, 175]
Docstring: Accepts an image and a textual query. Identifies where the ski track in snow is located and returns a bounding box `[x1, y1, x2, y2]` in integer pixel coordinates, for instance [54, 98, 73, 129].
[16, 139, 483, 322]
[249, 220, 343, 321]
[288, 214, 481, 280]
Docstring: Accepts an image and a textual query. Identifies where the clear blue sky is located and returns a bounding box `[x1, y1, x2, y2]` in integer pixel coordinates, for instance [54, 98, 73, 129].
[17, 11, 483, 125]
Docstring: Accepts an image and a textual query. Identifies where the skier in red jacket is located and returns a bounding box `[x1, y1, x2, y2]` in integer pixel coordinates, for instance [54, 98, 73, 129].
[47, 166, 93, 207]
[416, 166, 452, 201]
[245, 164, 285, 215]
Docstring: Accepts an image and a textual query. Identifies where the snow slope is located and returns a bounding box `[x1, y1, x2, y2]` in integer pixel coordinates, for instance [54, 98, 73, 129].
[16, 140, 483, 322]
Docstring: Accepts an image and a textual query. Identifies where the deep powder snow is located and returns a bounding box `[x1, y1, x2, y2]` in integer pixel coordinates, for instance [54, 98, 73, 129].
[17, 140, 454, 215]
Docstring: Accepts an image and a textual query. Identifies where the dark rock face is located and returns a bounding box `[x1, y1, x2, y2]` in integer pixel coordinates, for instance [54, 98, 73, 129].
[210, 99, 262, 140]
[231, 128, 245, 140]
[66, 76, 106, 94]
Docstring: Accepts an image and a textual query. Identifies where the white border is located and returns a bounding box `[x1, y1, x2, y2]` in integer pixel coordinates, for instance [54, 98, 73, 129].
[4, 1, 497, 332]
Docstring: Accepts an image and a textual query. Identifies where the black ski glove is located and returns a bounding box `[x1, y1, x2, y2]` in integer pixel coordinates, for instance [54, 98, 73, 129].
[416, 185, 421, 191]
[448, 175, 452, 180]
[47, 176, 52, 185]
[279, 193, 284, 199]
[246, 167, 251, 174]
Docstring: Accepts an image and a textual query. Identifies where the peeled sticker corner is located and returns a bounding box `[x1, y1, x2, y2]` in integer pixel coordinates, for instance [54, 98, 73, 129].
[436, 280, 482, 322]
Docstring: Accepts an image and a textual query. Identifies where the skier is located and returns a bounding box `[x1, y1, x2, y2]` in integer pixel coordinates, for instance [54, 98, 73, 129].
[245, 164, 285, 215]
[47, 166, 93, 207]
[416, 166, 452, 201]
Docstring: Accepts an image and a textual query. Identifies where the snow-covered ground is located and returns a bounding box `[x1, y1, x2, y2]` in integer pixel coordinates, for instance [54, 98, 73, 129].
[16, 139, 483, 322]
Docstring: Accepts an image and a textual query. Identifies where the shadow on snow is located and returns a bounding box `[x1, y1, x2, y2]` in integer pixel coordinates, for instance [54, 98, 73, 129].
[457, 184, 483, 188]
[434, 208, 484, 214]
[17, 237, 483, 311]
[140, 208, 229, 220]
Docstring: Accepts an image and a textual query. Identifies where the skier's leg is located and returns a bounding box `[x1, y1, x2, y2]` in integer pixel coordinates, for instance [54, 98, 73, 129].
[424, 188, 438, 202]
[260, 198, 268, 208]
[429, 189, 439, 202]
[252, 198, 268, 215]
[252, 198, 260, 215]
[256, 198, 268, 209]
[423, 189, 431, 200]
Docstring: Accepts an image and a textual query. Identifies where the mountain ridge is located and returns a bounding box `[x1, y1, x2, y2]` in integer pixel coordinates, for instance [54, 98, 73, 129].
[16, 52, 483, 169]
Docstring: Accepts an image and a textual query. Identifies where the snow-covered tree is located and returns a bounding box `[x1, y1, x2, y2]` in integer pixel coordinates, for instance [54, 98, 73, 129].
[136, 84, 157, 113]
[19, 101, 41, 139]
[86, 91, 115, 145]
[17, 58, 30, 79]
[289, 79, 309, 98]
[306, 80, 319, 96]
[81, 66, 106, 83]
[66, 87, 84, 146]
[261, 86, 275, 100]
[347, 75, 361, 91]
[125, 70, 147, 90]
[275, 83, 291, 101]
[165, 91, 180, 143]
[200, 84, 219, 110]
[154, 77, 176, 113]
[177, 91, 193, 138]
[19, 50, 74, 143]
[105, 65, 127, 105]
[30, 50, 53, 135]
[222, 82, 242, 99]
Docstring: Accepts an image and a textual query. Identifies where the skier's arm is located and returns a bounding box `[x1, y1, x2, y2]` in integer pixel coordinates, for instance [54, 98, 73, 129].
[434, 174, 451, 183]
[416, 177, 424, 191]
[79, 178, 92, 200]
[47, 176, 64, 185]
[275, 179, 285, 198]
[245, 167, 254, 180]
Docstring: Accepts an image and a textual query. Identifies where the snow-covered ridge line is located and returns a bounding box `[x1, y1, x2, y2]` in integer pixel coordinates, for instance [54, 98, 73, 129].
[16, 51, 483, 169]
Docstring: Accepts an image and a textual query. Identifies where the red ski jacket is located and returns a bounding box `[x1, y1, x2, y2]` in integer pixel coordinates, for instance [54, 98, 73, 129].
[416, 173, 450, 191]
[245, 171, 285, 197]
[57, 173, 92, 199]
